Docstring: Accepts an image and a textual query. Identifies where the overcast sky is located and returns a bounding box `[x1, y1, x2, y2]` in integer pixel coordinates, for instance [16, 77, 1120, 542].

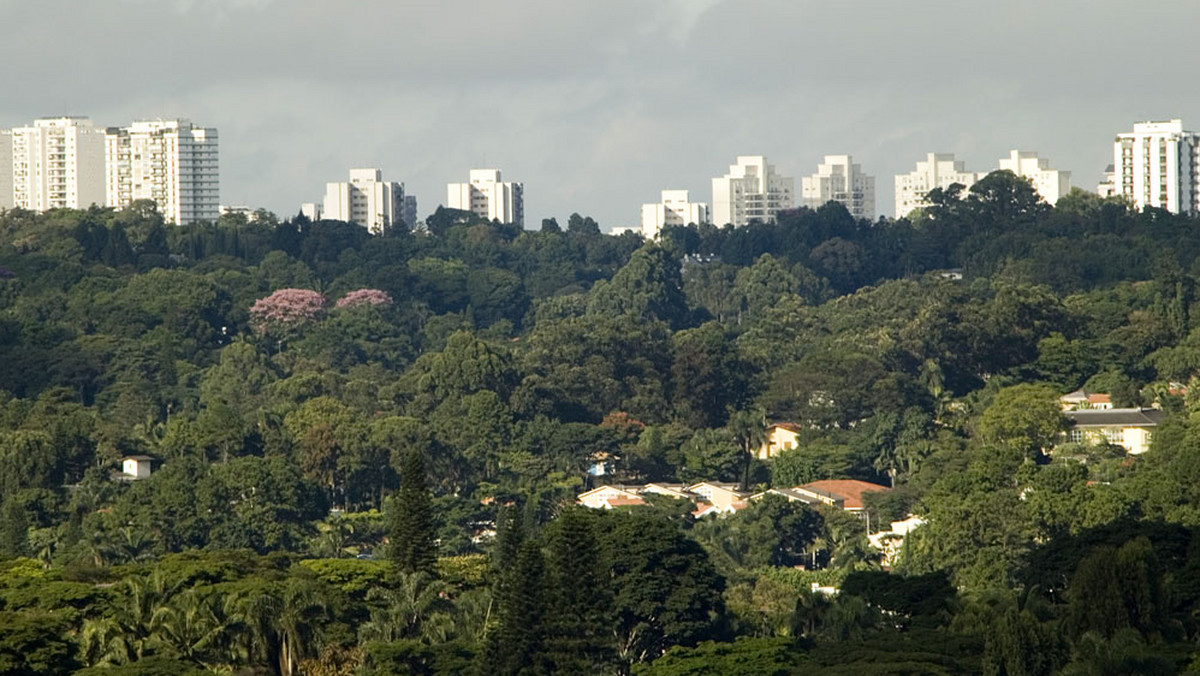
[4, 0, 1198, 228]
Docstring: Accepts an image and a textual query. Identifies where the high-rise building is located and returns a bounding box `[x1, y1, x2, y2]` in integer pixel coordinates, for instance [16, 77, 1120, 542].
[446, 169, 524, 227]
[894, 153, 980, 218]
[0, 130, 11, 210]
[801, 155, 876, 221]
[998, 150, 1071, 205]
[1097, 165, 1117, 198]
[321, 168, 406, 234]
[1112, 119, 1200, 214]
[9, 117, 106, 211]
[711, 155, 794, 226]
[402, 195, 418, 230]
[640, 189, 709, 239]
[105, 119, 219, 225]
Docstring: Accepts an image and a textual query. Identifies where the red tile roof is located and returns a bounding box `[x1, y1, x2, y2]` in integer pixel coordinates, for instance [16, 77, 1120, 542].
[606, 496, 646, 508]
[797, 479, 890, 510]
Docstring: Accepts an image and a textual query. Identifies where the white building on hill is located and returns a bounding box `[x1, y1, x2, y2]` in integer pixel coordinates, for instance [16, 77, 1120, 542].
[801, 154, 876, 221]
[7, 117, 107, 212]
[447, 168, 523, 227]
[998, 150, 1071, 205]
[1112, 119, 1200, 214]
[894, 153, 979, 218]
[712, 155, 794, 226]
[322, 168, 406, 234]
[105, 119, 219, 225]
[641, 189, 709, 238]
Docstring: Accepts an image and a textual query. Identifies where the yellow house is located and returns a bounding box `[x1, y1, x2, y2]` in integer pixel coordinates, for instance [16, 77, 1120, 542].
[1062, 408, 1165, 455]
[757, 422, 802, 460]
[687, 482, 750, 513]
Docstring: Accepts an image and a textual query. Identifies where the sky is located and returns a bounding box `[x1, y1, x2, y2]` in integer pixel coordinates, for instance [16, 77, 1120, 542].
[3, 0, 1200, 229]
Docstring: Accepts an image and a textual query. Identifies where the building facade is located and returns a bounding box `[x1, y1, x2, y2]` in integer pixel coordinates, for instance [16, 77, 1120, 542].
[801, 154, 876, 220]
[0, 129, 11, 209]
[998, 150, 1071, 205]
[9, 117, 106, 212]
[322, 168, 406, 234]
[711, 155, 794, 226]
[894, 153, 980, 218]
[446, 169, 524, 227]
[105, 119, 219, 225]
[1112, 119, 1200, 214]
[640, 189, 709, 239]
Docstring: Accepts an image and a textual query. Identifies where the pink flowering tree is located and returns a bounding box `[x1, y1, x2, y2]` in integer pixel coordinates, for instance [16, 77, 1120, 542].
[335, 288, 393, 309]
[249, 289, 327, 346]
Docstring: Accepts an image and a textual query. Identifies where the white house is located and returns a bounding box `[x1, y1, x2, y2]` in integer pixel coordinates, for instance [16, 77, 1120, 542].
[121, 455, 156, 480]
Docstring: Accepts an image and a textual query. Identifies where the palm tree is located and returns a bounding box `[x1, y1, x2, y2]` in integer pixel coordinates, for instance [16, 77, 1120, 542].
[79, 570, 184, 667]
[148, 590, 231, 670]
[728, 409, 767, 491]
[358, 571, 451, 644]
[234, 579, 330, 676]
[274, 580, 329, 676]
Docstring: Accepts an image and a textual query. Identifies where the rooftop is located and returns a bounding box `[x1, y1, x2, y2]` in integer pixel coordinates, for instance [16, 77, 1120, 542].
[797, 479, 891, 510]
[1065, 408, 1166, 427]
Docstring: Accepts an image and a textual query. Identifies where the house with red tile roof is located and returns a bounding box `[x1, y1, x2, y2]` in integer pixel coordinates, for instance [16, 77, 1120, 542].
[795, 479, 890, 511]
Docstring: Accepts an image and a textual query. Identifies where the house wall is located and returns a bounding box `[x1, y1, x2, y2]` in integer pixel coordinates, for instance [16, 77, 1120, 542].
[758, 427, 800, 459]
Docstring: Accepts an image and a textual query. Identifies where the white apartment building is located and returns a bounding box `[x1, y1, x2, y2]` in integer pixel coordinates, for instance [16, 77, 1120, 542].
[447, 169, 524, 227]
[1112, 119, 1200, 214]
[300, 202, 323, 221]
[894, 153, 980, 218]
[801, 154, 876, 221]
[0, 130, 11, 209]
[711, 155, 794, 226]
[9, 117, 106, 211]
[105, 119, 219, 225]
[640, 189, 709, 239]
[998, 150, 1071, 205]
[322, 168, 406, 234]
[1097, 165, 1117, 198]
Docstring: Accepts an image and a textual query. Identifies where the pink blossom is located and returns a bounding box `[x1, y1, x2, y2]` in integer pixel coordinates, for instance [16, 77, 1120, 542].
[335, 288, 393, 309]
[249, 288, 327, 333]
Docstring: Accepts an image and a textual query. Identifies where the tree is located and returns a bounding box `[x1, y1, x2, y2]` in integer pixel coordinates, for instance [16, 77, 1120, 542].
[587, 243, 688, 329]
[479, 539, 550, 676]
[599, 511, 726, 666]
[727, 409, 767, 490]
[389, 449, 437, 575]
[978, 384, 1064, 457]
[543, 508, 615, 673]
[358, 572, 452, 644]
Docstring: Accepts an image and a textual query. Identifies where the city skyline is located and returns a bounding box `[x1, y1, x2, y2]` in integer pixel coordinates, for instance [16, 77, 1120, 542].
[3, 0, 1200, 228]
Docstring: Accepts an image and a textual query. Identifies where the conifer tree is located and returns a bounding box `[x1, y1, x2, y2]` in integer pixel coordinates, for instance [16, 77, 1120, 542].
[544, 507, 615, 673]
[388, 449, 436, 575]
[480, 538, 549, 676]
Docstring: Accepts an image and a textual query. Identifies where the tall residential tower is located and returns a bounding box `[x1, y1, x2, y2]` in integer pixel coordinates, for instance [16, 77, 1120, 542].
[105, 119, 219, 225]
[641, 190, 709, 239]
[711, 155, 794, 226]
[321, 168, 407, 234]
[801, 154, 876, 221]
[894, 153, 980, 218]
[998, 150, 1071, 205]
[1112, 119, 1200, 214]
[9, 117, 106, 211]
[447, 169, 524, 227]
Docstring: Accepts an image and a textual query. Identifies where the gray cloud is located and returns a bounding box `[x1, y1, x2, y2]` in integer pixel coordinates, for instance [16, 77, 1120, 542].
[3, 0, 1199, 227]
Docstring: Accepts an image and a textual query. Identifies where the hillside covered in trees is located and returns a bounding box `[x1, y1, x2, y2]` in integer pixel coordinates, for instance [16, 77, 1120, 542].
[6, 173, 1200, 674]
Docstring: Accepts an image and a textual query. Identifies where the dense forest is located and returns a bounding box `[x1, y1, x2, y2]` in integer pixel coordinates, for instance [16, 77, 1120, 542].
[6, 171, 1200, 674]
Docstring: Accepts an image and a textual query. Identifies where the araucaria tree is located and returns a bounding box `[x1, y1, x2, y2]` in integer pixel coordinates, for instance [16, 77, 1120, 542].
[389, 448, 437, 575]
